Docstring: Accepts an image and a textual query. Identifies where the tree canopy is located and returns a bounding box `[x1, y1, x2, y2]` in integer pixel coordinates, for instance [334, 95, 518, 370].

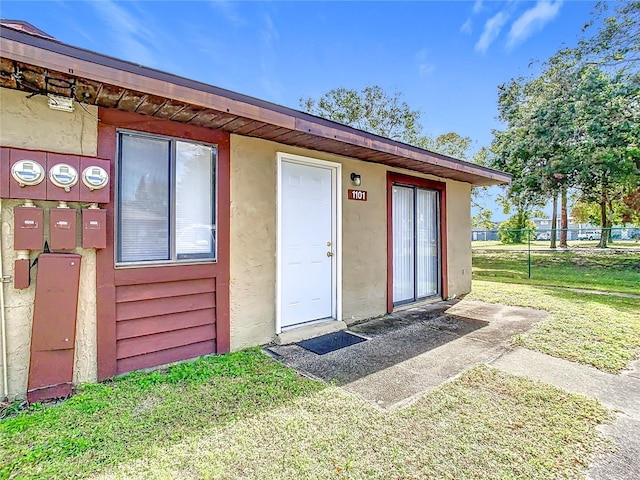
[300, 86, 422, 144]
[490, 1, 640, 247]
[301, 85, 496, 223]
[300, 85, 483, 161]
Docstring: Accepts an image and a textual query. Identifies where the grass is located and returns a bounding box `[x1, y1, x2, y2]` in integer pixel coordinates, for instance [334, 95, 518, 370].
[0, 349, 324, 480]
[1, 360, 610, 480]
[4, 251, 633, 478]
[468, 280, 640, 373]
[472, 249, 640, 294]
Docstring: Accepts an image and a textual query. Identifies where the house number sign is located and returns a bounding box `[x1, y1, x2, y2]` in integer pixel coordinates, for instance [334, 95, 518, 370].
[348, 189, 367, 201]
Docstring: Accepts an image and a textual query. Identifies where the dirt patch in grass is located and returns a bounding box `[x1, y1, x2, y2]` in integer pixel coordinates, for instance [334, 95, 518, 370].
[468, 281, 640, 373]
[88, 366, 609, 480]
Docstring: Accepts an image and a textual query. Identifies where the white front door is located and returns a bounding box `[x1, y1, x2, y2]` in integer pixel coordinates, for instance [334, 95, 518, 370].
[278, 155, 339, 330]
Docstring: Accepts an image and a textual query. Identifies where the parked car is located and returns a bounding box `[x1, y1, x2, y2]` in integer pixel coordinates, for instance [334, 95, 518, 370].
[536, 232, 551, 240]
[577, 230, 601, 240]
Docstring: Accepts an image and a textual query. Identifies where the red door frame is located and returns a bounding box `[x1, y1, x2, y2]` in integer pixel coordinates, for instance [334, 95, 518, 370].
[386, 172, 448, 313]
[96, 108, 230, 381]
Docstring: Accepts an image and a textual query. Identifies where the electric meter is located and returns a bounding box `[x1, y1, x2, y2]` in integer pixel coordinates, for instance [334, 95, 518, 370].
[81, 165, 109, 191]
[11, 159, 46, 186]
[49, 163, 79, 191]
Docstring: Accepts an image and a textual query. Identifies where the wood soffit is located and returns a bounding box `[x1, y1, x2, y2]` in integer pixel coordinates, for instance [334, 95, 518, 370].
[0, 27, 510, 186]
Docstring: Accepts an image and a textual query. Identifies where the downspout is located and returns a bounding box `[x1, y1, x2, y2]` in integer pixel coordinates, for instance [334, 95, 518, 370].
[0, 198, 9, 400]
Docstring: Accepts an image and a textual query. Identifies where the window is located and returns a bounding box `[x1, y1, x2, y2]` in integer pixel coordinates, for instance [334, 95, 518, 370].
[117, 131, 217, 264]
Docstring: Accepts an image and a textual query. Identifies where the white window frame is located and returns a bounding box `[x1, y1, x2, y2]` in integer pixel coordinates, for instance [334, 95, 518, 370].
[114, 129, 218, 267]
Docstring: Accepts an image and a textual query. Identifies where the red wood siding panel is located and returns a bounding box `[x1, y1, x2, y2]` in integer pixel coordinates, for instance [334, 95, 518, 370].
[116, 340, 215, 375]
[117, 324, 215, 359]
[114, 263, 218, 285]
[116, 278, 216, 303]
[96, 108, 231, 380]
[114, 279, 216, 374]
[116, 292, 216, 321]
[117, 309, 215, 340]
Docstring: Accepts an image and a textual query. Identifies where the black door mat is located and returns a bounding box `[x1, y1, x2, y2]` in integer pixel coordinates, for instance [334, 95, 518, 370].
[297, 331, 367, 355]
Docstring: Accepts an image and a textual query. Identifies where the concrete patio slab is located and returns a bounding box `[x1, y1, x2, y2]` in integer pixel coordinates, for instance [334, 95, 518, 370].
[266, 298, 547, 409]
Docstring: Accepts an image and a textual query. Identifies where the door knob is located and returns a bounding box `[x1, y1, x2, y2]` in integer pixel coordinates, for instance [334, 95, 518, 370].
[327, 251, 333, 257]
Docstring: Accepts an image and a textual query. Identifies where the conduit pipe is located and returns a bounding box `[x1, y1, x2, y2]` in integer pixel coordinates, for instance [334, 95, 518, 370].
[0, 198, 9, 400]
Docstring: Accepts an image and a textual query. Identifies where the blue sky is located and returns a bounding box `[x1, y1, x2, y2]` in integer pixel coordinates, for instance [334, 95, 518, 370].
[2, 0, 599, 220]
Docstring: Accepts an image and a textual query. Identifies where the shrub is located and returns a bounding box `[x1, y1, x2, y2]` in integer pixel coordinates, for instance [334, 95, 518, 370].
[498, 216, 537, 244]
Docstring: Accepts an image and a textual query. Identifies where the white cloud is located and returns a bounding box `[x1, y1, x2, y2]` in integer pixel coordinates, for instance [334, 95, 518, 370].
[507, 0, 563, 50]
[415, 49, 436, 78]
[461, 18, 473, 34]
[209, 0, 245, 27]
[90, 0, 163, 67]
[259, 14, 283, 101]
[475, 11, 509, 53]
[461, 0, 484, 35]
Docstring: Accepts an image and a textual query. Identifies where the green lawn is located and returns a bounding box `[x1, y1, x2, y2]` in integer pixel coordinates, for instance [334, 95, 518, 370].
[468, 280, 640, 372]
[1, 350, 324, 480]
[472, 249, 640, 294]
[1, 357, 609, 480]
[3, 250, 635, 478]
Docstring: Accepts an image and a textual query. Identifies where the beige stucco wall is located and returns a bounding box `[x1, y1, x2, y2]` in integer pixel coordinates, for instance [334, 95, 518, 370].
[0, 86, 473, 389]
[0, 88, 99, 399]
[441, 180, 472, 296]
[229, 134, 472, 351]
[0, 88, 97, 156]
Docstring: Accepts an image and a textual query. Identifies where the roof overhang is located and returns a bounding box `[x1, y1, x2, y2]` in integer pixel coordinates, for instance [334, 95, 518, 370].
[0, 26, 511, 187]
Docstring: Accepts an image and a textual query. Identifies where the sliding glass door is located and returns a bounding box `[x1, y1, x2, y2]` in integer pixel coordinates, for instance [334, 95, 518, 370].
[392, 185, 440, 304]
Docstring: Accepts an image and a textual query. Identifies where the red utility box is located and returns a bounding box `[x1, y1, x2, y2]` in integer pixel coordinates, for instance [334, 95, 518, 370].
[50, 208, 77, 250]
[14, 206, 44, 250]
[82, 209, 107, 249]
[14, 258, 30, 289]
[27, 253, 81, 403]
[0, 147, 10, 197]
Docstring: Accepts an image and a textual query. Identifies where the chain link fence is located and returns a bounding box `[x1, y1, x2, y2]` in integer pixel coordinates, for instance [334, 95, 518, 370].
[471, 227, 640, 281]
[472, 227, 640, 245]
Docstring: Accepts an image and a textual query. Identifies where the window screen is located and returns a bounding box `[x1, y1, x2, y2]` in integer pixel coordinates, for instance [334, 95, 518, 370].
[117, 132, 216, 264]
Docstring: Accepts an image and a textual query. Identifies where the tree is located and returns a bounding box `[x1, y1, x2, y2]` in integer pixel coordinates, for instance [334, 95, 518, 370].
[300, 86, 422, 144]
[570, 65, 640, 246]
[300, 85, 486, 161]
[415, 132, 472, 159]
[572, 186, 640, 227]
[491, 2, 640, 248]
[576, 1, 640, 72]
[492, 56, 639, 248]
[490, 74, 562, 235]
[471, 208, 495, 230]
[301, 85, 497, 222]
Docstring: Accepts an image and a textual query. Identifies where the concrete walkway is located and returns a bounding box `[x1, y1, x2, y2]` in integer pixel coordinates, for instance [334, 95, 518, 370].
[492, 348, 640, 480]
[266, 298, 640, 479]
